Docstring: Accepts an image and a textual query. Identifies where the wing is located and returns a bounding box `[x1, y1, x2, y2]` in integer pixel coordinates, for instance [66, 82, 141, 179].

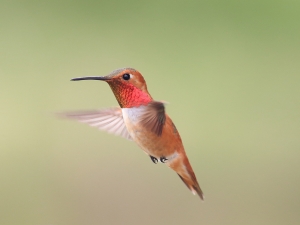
[59, 107, 132, 140]
[138, 101, 166, 136]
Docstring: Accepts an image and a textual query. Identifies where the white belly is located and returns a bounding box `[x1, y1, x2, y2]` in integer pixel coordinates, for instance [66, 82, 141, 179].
[122, 106, 145, 138]
[122, 106, 153, 154]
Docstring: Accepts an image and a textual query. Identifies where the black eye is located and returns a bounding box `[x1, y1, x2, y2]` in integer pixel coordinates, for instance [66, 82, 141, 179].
[122, 73, 130, 80]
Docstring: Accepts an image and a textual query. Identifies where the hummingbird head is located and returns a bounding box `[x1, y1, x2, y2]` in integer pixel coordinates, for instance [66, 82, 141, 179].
[71, 68, 153, 108]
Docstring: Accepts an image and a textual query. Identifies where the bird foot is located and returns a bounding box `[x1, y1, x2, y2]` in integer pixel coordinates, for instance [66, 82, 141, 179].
[150, 155, 158, 164]
[160, 156, 168, 163]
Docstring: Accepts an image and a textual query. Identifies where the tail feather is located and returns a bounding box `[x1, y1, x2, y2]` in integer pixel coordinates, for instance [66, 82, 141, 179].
[168, 153, 204, 200]
[178, 173, 204, 200]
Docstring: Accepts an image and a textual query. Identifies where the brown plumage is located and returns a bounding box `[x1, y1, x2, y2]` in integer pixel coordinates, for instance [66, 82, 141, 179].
[63, 68, 204, 200]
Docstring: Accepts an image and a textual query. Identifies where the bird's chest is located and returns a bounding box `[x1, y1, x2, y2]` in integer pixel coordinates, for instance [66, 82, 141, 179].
[122, 107, 162, 153]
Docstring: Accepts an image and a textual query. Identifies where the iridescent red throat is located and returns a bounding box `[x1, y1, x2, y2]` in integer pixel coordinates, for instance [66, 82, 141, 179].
[108, 81, 152, 108]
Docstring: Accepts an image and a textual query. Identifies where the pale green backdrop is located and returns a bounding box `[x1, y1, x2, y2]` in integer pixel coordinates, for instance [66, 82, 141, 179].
[1, 1, 300, 225]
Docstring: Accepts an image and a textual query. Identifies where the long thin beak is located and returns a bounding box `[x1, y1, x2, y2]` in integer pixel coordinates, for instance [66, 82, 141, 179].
[71, 76, 110, 81]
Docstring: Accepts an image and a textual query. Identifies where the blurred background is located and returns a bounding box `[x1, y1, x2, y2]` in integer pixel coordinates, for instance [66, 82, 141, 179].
[1, 1, 300, 225]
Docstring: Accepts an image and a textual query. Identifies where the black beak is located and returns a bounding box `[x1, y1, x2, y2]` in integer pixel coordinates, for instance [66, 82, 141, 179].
[71, 76, 111, 81]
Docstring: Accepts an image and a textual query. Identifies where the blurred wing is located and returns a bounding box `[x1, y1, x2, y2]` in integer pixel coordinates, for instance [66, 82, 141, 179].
[139, 101, 166, 136]
[60, 107, 132, 140]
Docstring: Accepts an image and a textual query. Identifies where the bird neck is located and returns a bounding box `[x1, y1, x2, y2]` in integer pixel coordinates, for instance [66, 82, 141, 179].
[108, 81, 153, 108]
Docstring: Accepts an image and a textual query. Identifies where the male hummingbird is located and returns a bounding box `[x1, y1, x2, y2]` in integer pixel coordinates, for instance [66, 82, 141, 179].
[64, 68, 204, 200]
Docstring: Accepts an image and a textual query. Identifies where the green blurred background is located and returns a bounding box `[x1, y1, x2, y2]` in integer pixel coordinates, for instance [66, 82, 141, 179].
[1, 1, 300, 225]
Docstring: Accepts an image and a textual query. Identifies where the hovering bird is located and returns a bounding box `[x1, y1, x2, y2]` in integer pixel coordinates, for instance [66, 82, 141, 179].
[63, 68, 204, 200]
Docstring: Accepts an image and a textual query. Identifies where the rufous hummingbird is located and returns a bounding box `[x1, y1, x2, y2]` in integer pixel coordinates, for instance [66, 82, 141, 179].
[63, 68, 204, 200]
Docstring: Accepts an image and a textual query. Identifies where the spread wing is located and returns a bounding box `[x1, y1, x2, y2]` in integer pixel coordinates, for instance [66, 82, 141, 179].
[138, 101, 166, 136]
[59, 107, 132, 140]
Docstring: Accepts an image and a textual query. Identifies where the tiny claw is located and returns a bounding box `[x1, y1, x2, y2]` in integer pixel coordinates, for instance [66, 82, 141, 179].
[160, 156, 168, 163]
[150, 156, 158, 164]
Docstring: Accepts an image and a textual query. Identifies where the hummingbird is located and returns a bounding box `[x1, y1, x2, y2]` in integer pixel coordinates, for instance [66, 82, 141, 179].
[63, 68, 204, 200]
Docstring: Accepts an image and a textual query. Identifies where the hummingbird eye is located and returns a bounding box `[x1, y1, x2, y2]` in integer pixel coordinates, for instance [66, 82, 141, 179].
[122, 73, 130, 80]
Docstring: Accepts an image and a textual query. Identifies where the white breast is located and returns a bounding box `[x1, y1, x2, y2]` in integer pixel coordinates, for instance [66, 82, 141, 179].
[122, 106, 149, 148]
[122, 106, 145, 124]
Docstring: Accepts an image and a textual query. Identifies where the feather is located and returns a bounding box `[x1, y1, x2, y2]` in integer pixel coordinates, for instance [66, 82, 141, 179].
[59, 107, 132, 140]
[138, 101, 166, 136]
